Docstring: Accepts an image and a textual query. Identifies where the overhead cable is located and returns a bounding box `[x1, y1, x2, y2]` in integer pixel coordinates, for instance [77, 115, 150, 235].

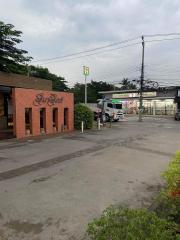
[31, 36, 140, 63]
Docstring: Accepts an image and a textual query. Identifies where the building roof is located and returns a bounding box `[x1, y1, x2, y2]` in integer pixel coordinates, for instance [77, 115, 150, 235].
[99, 89, 139, 94]
[99, 86, 180, 95]
[0, 71, 52, 91]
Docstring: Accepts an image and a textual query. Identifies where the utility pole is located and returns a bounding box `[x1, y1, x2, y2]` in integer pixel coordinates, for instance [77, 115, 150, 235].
[139, 35, 145, 122]
[85, 74, 87, 104]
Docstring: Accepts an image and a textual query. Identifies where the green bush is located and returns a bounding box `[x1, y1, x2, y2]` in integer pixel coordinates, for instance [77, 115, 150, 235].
[154, 151, 180, 225]
[74, 104, 93, 130]
[87, 206, 177, 240]
[155, 191, 180, 224]
[162, 151, 180, 193]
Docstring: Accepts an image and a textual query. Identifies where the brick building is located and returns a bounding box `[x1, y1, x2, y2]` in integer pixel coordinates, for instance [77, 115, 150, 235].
[0, 72, 74, 140]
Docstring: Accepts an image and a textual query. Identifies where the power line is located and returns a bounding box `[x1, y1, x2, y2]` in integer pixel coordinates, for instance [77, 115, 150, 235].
[144, 33, 180, 37]
[30, 34, 180, 65]
[145, 72, 180, 77]
[146, 63, 180, 68]
[98, 75, 140, 83]
[145, 65, 180, 70]
[146, 77, 180, 81]
[92, 68, 141, 83]
[147, 72, 180, 78]
[31, 36, 140, 63]
[36, 37, 180, 65]
[94, 65, 141, 80]
[145, 65, 180, 79]
[145, 69, 180, 74]
[145, 37, 180, 44]
[38, 42, 141, 65]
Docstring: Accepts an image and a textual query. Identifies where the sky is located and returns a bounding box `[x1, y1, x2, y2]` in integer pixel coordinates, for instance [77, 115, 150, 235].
[1, 0, 180, 87]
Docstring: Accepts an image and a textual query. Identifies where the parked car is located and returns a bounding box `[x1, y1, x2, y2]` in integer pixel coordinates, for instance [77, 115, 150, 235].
[175, 110, 180, 120]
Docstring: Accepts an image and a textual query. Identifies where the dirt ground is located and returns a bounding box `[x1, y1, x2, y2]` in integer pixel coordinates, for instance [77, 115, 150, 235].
[0, 117, 179, 240]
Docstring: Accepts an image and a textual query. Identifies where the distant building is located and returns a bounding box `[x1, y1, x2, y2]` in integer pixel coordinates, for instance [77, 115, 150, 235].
[99, 86, 180, 115]
[0, 71, 74, 140]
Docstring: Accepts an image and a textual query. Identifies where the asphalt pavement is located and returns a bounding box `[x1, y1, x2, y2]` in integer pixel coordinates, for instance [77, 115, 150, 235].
[0, 116, 179, 240]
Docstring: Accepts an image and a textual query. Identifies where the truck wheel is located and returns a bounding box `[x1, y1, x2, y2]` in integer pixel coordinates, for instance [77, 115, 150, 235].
[105, 114, 110, 122]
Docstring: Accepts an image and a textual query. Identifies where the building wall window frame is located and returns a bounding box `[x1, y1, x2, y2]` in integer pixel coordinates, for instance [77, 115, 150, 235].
[52, 108, 58, 132]
[40, 108, 46, 134]
[25, 108, 32, 135]
[64, 108, 69, 129]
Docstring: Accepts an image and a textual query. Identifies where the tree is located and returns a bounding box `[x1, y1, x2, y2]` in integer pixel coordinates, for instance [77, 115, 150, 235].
[120, 78, 137, 90]
[88, 80, 115, 100]
[71, 83, 85, 103]
[0, 21, 68, 92]
[71, 79, 138, 103]
[71, 81, 115, 103]
[29, 65, 69, 91]
[0, 21, 32, 73]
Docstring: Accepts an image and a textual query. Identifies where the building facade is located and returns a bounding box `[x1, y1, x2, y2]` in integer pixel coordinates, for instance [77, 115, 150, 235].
[0, 72, 74, 139]
[99, 87, 180, 115]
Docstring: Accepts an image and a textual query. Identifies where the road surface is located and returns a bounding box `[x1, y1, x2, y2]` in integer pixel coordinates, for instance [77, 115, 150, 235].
[0, 117, 179, 240]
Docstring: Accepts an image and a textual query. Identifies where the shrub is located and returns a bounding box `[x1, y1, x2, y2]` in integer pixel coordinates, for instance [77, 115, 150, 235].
[155, 191, 180, 224]
[87, 206, 177, 240]
[162, 151, 180, 194]
[74, 104, 93, 130]
[154, 151, 180, 225]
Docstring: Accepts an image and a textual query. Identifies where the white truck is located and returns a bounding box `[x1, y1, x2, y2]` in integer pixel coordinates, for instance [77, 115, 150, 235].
[88, 99, 124, 122]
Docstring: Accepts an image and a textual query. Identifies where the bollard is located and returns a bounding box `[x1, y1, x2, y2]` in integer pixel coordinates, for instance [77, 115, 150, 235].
[109, 117, 112, 128]
[97, 118, 101, 130]
[81, 121, 84, 133]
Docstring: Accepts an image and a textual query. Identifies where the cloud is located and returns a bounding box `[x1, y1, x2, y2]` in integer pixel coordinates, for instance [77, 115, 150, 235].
[0, 0, 180, 86]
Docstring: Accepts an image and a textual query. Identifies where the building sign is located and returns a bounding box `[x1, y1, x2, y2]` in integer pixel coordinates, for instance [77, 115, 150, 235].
[143, 92, 157, 97]
[112, 92, 156, 99]
[83, 66, 89, 76]
[111, 99, 122, 103]
[33, 93, 64, 106]
[112, 93, 134, 98]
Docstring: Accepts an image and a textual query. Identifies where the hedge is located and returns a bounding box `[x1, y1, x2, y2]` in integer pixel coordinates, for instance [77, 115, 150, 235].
[162, 151, 180, 195]
[87, 206, 178, 240]
[74, 104, 93, 130]
[154, 151, 180, 225]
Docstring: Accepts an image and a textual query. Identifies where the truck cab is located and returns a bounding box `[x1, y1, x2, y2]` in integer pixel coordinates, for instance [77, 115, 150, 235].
[97, 99, 124, 121]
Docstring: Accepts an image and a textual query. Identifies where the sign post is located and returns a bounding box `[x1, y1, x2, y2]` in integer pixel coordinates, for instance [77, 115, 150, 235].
[83, 66, 89, 104]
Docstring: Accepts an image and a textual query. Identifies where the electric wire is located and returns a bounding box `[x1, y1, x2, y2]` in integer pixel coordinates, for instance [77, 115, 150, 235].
[28, 33, 180, 88]
[145, 37, 180, 44]
[31, 36, 140, 63]
[34, 36, 180, 65]
[37, 42, 141, 65]
[144, 33, 180, 37]
[29, 34, 180, 67]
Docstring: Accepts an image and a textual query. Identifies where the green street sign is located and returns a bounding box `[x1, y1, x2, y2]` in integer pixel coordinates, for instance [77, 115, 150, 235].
[111, 99, 122, 103]
[83, 66, 89, 76]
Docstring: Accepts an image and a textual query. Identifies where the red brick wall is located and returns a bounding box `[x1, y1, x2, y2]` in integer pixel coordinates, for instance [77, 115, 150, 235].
[12, 88, 74, 138]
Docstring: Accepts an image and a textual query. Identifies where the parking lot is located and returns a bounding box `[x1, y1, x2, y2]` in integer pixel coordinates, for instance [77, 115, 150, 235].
[0, 117, 179, 240]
